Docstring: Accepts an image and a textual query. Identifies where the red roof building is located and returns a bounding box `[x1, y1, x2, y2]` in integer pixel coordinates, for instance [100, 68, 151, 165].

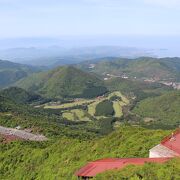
[75, 158, 170, 179]
[75, 129, 180, 179]
[149, 129, 180, 158]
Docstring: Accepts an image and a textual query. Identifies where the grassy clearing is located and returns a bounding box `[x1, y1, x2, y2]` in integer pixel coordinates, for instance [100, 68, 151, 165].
[45, 91, 130, 121]
[71, 109, 91, 121]
[113, 101, 123, 117]
[62, 112, 75, 120]
[109, 91, 129, 118]
[108, 91, 129, 104]
[88, 99, 104, 116]
[44, 99, 94, 109]
[62, 109, 91, 121]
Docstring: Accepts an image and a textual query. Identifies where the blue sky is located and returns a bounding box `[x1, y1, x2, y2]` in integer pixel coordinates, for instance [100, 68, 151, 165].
[0, 0, 180, 38]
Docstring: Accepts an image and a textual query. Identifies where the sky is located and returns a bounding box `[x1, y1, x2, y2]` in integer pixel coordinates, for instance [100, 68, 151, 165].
[0, 0, 180, 38]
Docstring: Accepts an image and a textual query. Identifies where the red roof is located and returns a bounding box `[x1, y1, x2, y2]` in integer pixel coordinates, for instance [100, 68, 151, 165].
[75, 158, 170, 177]
[75, 129, 180, 177]
[161, 129, 180, 155]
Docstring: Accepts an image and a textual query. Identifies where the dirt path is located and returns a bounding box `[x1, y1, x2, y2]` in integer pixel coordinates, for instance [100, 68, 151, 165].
[0, 126, 48, 141]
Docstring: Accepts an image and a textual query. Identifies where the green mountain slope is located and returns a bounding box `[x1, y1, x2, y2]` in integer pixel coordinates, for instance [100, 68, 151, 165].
[77, 57, 180, 81]
[16, 66, 107, 98]
[0, 59, 42, 88]
[0, 91, 178, 179]
[0, 87, 42, 104]
[0, 88, 99, 138]
[133, 91, 180, 127]
[105, 77, 172, 100]
[0, 126, 171, 179]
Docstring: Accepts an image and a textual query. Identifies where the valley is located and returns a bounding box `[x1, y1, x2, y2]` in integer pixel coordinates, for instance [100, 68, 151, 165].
[0, 57, 179, 179]
[43, 91, 129, 121]
[76, 57, 180, 85]
[1, 1, 180, 179]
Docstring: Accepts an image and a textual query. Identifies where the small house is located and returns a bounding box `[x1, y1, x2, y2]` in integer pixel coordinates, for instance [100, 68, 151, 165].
[75, 129, 180, 179]
[149, 129, 180, 158]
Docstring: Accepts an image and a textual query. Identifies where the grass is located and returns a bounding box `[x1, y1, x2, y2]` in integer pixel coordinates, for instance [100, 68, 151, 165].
[0, 126, 171, 179]
[109, 91, 129, 118]
[88, 99, 104, 116]
[109, 91, 129, 104]
[63, 109, 91, 121]
[113, 101, 123, 117]
[44, 99, 94, 109]
[62, 112, 75, 120]
[71, 109, 91, 121]
[45, 91, 130, 121]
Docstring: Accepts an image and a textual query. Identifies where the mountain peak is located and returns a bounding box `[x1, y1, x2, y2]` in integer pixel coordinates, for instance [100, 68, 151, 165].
[16, 66, 107, 98]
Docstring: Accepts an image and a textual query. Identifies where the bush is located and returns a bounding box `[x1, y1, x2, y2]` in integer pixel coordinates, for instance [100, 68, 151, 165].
[95, 100, 114, 116]
[109, 95, 122, 101]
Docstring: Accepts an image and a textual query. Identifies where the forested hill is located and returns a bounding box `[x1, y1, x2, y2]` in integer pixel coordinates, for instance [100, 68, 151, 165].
[0, 87, 42, 104]
[0, 59, 43, 88]
[16, 66, 107, 98]
[76, 57, 180, 81]
[133, 90, 180, 128]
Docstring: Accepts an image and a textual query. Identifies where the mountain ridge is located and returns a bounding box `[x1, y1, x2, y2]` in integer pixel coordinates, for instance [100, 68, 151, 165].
[0, 59, 43, 88]
[16, 66, 108, 98]
[76, 57, 180, 82]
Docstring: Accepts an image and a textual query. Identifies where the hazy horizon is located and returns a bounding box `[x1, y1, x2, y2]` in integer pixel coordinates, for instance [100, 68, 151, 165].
[0, 0, 180, 57]
[1, 0, 180, 38]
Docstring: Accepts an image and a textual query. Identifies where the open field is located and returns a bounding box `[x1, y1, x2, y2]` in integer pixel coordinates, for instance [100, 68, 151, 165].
[88, 99, 104, 116]
[113, 101, 123, 117]
[44, 99, 94, 109]
[108, 91, 129, 104]
[62, 109, 91, 121]
[44, 91, 129, 121]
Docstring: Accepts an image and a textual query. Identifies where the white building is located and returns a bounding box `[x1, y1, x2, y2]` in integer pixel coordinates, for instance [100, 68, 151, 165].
[149, 130, 180, 158]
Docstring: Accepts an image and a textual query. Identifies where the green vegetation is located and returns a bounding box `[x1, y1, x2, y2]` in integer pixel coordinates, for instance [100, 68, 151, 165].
[0, 93, 99, 138]
[105, 77, 172, 101]
[77, 57, 180, 81]
[0, 87, 42, 104]
[133, 91, 180, 128]
[16, 66, 107, 98]
[62, 109, 90, 121]
[113, 101, 123, 117]
[109, 95, 122, 101]
[95, 100, 114, 116]
[44, 91, 129, 121]
[88, 100, 102, 116]
[0, 126, 171, 179]
[0, 59, 180, 179]
[0, 59, 42, 88]
[44, 99, 94, 109]
[95, 158, 180, 180]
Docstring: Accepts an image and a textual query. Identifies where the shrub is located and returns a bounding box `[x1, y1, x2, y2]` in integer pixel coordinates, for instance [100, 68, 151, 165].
[95, 100, 114, 116]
